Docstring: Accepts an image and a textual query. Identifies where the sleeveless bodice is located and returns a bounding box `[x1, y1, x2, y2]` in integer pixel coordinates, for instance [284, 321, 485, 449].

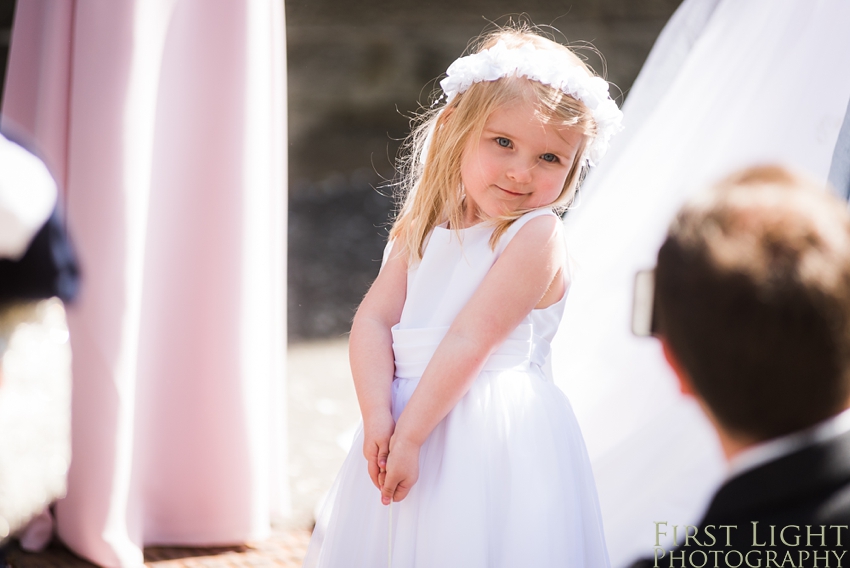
[391, 209, 568, 383]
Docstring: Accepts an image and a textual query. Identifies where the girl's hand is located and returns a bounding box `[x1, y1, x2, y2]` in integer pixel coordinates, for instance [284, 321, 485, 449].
[350, 239, 407, 491]
[363, 411, 396, 490]
[380, 434, 420, 505]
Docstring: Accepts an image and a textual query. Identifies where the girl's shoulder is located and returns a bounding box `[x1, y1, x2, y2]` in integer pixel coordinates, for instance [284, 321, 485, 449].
[498, 208, 562, 251]
[511, 208, 560, 229]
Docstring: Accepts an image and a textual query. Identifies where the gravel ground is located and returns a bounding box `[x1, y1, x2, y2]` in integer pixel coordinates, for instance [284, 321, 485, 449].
[6, 527, 311, 568]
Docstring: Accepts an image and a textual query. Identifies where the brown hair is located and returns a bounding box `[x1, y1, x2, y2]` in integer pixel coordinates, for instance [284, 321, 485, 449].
[389, 25, 600, 260]
[656, 165, 850, 441]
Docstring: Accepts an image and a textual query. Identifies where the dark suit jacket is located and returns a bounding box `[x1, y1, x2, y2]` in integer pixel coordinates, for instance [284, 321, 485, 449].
[632, 430, 850, 567]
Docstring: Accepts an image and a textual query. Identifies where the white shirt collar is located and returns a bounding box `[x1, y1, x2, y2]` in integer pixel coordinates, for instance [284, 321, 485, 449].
[727, 407, 850, 478]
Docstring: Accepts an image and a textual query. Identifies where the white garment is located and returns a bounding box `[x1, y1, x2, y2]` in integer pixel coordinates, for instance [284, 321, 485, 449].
[551, 0, 850, 565]
[0, 133, 56, 259]
[305, 209, 609, 567]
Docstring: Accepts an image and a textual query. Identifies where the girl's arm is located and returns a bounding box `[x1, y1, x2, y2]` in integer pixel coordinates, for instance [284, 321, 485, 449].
[380, 215, 566, 505]
[350, 240, 408, 490]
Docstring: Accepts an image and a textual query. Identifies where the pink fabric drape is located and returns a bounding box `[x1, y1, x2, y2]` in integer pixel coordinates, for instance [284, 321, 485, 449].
[2, 1, 288, 566]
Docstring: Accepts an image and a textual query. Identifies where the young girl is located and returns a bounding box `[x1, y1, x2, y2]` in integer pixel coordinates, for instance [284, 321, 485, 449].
[304, 26, 622, 567]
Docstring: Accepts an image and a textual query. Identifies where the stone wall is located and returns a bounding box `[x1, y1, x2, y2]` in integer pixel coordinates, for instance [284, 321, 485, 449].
[287, 0, 684, 340]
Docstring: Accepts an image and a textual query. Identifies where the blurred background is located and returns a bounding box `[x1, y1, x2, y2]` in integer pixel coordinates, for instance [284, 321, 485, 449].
[6, 2, 850, 566]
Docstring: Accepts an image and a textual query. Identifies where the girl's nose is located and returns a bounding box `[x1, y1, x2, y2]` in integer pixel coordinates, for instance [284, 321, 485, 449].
[505, 160, 533, 184]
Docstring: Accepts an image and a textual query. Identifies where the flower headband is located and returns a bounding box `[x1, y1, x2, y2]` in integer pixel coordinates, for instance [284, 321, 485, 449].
[439, 40, 624, 166]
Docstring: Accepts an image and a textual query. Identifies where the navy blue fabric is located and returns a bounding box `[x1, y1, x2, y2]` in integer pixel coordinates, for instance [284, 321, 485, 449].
[0, 204, 80, 303]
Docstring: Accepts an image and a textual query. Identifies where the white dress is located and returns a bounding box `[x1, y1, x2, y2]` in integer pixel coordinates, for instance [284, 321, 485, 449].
[304, 209, 610, 568]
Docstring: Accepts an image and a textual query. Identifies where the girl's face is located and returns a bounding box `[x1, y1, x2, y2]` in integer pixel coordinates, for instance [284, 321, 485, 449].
[459, 96, 584, 225]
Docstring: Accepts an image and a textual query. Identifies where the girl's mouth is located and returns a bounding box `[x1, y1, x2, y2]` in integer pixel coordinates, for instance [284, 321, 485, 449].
[498, 186, 524, 197]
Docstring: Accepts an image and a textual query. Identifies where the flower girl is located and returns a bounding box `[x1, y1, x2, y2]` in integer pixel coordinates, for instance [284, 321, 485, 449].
[304, 25, 623, 567]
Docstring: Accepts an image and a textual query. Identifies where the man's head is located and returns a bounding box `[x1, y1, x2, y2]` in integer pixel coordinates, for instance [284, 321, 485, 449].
[656, 165, 850, 443]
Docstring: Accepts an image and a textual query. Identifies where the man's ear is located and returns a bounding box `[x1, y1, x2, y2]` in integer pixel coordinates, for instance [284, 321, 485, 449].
[660, 336, 695, 397]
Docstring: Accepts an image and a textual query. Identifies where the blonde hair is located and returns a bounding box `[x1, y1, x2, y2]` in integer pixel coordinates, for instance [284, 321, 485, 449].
[389, 26, 602, 260]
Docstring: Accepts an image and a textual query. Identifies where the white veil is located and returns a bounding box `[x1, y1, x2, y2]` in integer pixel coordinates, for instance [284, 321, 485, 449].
[552, 0, 850, 565]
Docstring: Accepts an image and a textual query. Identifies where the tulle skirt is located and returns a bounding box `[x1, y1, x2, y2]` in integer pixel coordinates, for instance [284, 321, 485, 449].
[303, 362, 610, 568]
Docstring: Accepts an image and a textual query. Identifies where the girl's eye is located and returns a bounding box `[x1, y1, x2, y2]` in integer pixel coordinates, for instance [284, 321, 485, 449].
[541, 153, 559, 163]
[496, 137, 511, 148]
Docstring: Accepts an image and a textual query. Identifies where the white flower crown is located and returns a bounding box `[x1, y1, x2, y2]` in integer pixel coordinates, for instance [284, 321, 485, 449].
[439, 40, 624, 166]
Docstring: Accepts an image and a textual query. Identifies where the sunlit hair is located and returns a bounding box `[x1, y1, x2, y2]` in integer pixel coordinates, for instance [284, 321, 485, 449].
[656, 165, 850, 440]
[389, 26, 602, 260]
